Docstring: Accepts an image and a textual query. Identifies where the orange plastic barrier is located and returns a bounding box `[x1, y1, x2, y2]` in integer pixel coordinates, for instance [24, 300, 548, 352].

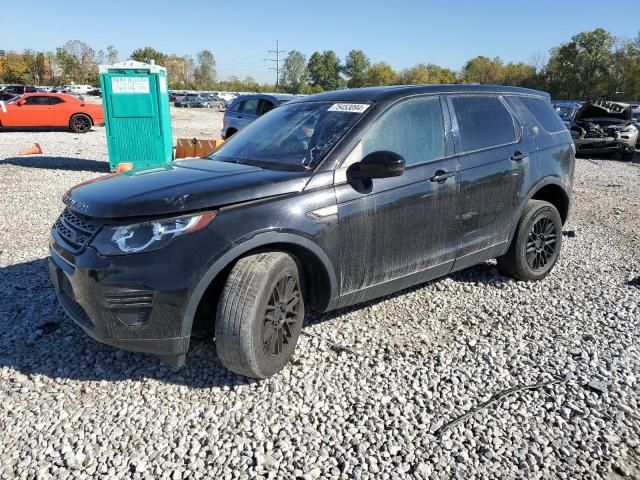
[175, 138, 224, 159]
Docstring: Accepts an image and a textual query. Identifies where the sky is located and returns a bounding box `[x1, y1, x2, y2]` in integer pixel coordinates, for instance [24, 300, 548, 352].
[2, 0, 639, 84]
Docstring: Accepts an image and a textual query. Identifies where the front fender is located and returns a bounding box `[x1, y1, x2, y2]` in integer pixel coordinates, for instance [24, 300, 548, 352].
[179, 231, 339, 339]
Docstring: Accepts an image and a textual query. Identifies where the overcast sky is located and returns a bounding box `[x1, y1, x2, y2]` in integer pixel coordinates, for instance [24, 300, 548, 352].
[3, 0, 639, 83]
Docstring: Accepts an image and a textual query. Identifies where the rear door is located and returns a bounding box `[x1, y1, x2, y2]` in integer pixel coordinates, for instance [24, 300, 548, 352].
[257, 99, 275, 117]
[447, 94, 530, 268]
[11, 95, 55, 127]
[336, 95, 460, 303]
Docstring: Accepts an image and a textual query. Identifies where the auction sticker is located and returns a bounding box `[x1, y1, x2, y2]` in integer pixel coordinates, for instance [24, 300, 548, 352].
[327, 103, 369, 113]
[111, 77, 150, 94]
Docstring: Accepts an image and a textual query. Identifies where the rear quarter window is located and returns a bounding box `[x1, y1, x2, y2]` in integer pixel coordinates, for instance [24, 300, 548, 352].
[517, 96, 567, 133]
[451, 95, 516, 152]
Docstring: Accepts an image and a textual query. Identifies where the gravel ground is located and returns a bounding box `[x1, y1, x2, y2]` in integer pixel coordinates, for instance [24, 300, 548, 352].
[1, 112, 639, 479]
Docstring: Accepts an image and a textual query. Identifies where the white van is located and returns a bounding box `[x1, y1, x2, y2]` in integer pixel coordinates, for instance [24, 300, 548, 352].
[65, 85, 94, 95]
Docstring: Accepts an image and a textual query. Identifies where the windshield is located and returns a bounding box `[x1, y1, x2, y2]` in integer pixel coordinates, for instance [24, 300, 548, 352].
[210, 101, 368, 171]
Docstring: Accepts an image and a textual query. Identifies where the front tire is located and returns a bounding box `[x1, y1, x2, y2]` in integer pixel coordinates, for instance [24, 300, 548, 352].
[215, 252, 304, 379]
[69, 113, 92, 133]
[497, 200, 562, 281]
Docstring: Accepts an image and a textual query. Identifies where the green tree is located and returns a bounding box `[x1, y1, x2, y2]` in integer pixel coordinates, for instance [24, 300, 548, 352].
[22, 49, 46, 84]
[307, 50, 341, 91]
[363, 62, 399, 86]
[462, 56, 504, 84]
[502, 62, 536, 87]
[546, 28, 614, 99]
[130, 47, 166, 65]
[280, 50, 308, 93]
[194, 49, 216, 89]
[399, 63, 431, 84]
[0, 52, 30, 83]
[343, 49, 370, 88]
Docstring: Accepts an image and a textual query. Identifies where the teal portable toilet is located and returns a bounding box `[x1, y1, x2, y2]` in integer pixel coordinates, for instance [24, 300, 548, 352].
[99, 60, 173, 171]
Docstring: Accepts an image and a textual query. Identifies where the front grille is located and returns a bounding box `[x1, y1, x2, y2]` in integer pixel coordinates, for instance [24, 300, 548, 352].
[54, 208, 99, 252]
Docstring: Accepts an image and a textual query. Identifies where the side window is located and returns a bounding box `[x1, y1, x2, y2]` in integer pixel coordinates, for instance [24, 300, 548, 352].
[516, 96, 567, 133]
[241, 98, 259, 116]
[451, 95, 516, 152]
[230, 100, 243, 113]
[50, 96, 65, 105]
[361, 96, 445, 167]
[259, 100, 275, 116]
[24, 96, 51, 106]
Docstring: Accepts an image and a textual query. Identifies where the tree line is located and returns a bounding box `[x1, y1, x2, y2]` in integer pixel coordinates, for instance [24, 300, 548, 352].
[1, 29, 639, 100]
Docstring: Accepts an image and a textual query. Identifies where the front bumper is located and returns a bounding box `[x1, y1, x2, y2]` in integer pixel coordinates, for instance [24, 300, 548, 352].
[574, 137, 636, 155]
[48, 231, 195, 366]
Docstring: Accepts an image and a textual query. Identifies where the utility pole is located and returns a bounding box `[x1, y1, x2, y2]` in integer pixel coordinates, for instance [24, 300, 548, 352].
[264, 40, 286, 88]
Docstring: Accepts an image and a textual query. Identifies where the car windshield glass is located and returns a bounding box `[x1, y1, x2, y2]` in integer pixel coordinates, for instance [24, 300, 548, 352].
[210, 101, 368, 171]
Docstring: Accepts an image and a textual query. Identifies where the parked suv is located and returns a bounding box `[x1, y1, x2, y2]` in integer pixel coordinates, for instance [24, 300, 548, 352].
[50, 85, 574, 379]
[222, 93, 299, 138]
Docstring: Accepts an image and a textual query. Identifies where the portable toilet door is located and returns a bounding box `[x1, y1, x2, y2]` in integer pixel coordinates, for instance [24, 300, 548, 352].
[99, 60, 173, 171]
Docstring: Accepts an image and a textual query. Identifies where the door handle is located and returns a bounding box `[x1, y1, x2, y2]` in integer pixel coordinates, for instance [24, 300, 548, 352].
[237, 114, 243, 119]
[430, 170, 456, 183]
[511, 151, 528, 161]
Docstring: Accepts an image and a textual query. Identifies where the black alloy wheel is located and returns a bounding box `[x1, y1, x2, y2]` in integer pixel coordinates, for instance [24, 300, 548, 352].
[262, 274, 302, 359]
[526, 216, 558, 270]
[70, 114, 92, 133]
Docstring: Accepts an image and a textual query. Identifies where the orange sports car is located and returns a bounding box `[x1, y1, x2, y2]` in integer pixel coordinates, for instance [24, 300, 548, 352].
[0, 92, 104, 133]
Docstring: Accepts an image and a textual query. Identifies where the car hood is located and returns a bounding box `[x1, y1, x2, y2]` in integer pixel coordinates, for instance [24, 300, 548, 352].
[575, 101, 632, 123]
[64, 159, 310, 219]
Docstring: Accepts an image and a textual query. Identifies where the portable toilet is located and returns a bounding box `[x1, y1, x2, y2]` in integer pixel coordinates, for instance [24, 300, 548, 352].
[99, 60, 173, 171]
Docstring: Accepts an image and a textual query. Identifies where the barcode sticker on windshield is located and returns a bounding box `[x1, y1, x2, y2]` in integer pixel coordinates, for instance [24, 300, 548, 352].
[328, 103, 369, 113]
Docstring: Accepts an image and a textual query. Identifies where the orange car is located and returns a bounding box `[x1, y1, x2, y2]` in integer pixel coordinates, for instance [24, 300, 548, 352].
[0, 92, 104, 133]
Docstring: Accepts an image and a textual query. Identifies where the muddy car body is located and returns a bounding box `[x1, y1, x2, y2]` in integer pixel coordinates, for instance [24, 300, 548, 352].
[568, 101, 638, 159]
[49, 85, 575, 378]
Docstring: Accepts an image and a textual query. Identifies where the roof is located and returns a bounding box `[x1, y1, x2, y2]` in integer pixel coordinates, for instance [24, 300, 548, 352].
[99, 60, 166, 74]
[231, 93, 301, 103]
[291, 84, 549, 104]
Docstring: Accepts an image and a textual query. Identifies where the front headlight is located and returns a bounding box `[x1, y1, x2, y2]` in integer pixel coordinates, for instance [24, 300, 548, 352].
[92, 211, 216, 256]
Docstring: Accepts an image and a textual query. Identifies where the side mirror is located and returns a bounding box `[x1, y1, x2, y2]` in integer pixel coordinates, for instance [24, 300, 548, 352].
[16, 100, 25, 106]
[348, 151, 405, 180]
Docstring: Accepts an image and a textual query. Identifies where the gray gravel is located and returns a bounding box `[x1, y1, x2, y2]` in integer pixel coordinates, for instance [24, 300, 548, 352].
[1, 115, 639, 479]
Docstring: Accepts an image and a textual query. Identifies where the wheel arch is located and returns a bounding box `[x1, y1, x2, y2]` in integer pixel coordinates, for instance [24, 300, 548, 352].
[504, 178, 570, 254]
[181, 232, 338, 339]
[529, 181, 570, 224]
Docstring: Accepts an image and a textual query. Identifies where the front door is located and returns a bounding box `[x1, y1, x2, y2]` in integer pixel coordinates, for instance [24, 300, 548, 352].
[336, 95, 460, 306]
[234, 97, 259, 131]
[11, 95, 55, 127]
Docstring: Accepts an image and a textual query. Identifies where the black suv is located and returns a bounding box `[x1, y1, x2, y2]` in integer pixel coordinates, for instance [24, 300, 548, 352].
[50, 85, 574, 378]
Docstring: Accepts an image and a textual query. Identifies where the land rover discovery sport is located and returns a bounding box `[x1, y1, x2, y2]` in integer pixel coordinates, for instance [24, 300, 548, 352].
[49, 85, 574, 379]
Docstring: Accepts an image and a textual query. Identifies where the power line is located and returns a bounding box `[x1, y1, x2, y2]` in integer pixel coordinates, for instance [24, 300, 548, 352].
[264, 40, 286, 87]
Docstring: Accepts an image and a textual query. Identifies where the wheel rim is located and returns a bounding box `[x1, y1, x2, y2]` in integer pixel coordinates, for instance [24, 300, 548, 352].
[526, 216, 558, 270]
[262, 274, 301, 359]
[72, 116, 90, 132]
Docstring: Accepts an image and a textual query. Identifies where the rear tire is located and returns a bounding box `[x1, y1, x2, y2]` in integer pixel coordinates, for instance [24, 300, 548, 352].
[215, 252, 304, 379]
[497, 200, 562, 281]
[69, 113, 92, 133]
